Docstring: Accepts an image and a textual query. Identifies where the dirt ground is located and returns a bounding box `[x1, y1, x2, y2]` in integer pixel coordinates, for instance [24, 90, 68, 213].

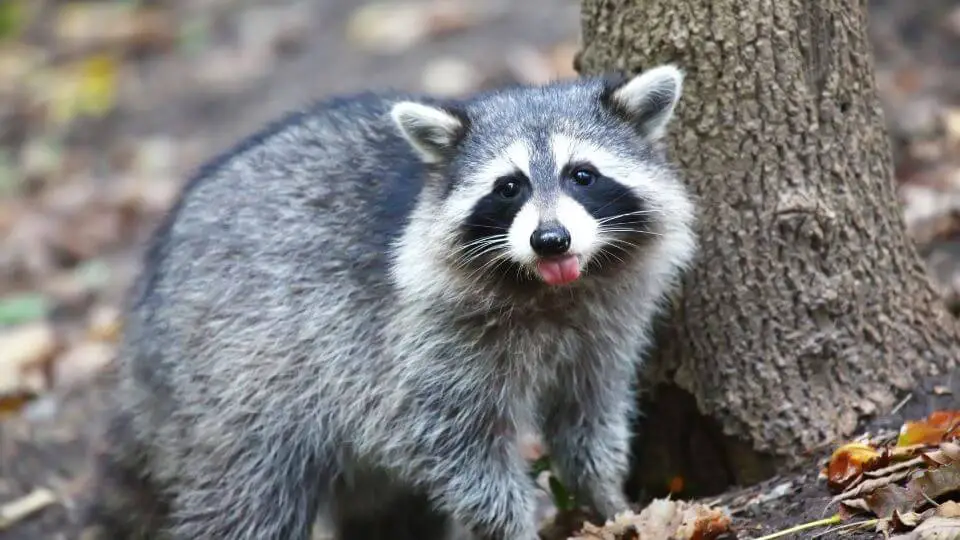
[0, 0, 959, 539]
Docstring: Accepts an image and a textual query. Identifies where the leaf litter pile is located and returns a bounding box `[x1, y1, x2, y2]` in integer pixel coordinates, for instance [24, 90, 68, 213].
[566, 499, 732, 540]
[556, 410, 960, 540]
[810, 410, 960, 539]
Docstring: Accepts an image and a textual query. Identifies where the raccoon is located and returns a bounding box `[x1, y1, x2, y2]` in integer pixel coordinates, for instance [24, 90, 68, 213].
[83, 64, 697, 540]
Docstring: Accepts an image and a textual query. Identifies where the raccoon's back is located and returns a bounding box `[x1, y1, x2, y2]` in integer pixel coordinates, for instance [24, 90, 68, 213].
[119, 91, 434, 393]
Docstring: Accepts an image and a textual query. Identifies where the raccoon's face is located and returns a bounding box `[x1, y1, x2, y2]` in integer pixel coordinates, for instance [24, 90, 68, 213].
[391, 65, 692, 290]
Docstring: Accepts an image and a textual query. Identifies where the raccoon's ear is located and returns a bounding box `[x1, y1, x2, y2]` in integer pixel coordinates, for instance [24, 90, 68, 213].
[390, 101, 468, 163]
[602, 64, 684, 141]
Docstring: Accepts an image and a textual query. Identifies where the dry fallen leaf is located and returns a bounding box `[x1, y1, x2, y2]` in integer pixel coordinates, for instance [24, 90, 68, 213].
[832, 470, 914, 506]
[87, 304, 122, 342]
[846, 460, 960, 519]
[569, 499, 731, 540]
[857, 483, 915, 518]
[346, 1, 481, 53]
[827, 442, 884, 491]
[0, 394, 35, 417]
[943, 108, 960, 146]
[891, 509, 925, 530]
[890, 517, 960, 540]
[0, 43, 46, 94]
[53, 341, 113, 390]
[938, 502, 960, 518]
[54, 2, 175, 52]
[898, 411, 960, 447]
[0, 322, 58, 397]
[922, 441, 960, 467]
[420, 56, 479, 97]
[0, 488, 58, 530]
[908, 461, 960, 502]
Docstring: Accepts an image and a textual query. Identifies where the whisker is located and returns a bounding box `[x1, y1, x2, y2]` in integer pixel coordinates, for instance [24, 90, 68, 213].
[464, 250, 513, 282]
[457, 234, 509, 250]
[455, 236, 510, 259]
[597, 215, 653, 223]
[457, 239, 507, 257]
[598, 220, 650, 228]
[455, 244, 508, 270]
[464, 223, 511, 231]
[599, 248, 626, 266]
[590, 190, 634, 215]
[456, 244, 503, 263]
[599, 227, 662, 238]
[601, 237, 643, 250]
[453, 238, 510, 268]
[595, 209, 657, 224]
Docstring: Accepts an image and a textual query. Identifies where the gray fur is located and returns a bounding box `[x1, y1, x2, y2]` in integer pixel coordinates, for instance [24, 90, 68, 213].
[85, 66, 697, 540]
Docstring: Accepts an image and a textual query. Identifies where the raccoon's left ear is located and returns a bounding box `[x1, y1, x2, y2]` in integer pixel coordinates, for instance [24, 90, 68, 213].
[390, 101, 469, 163]
[602, 64, 684, 141]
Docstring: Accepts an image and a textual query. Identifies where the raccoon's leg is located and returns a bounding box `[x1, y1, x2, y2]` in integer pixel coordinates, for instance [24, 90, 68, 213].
[542, 361, 635, 519]
[79, 410, 169, 540]
[332, 488, 453, 540]
[375, 402, 539, 540]
[161, 432, 325, 540]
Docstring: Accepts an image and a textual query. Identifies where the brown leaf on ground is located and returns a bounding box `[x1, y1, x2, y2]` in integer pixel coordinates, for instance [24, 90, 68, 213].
[568, 499, 731, 540]
[908, 461, 960, 501]
[944, 108, 960, 145]
[860, 483, 916, 518]
[832, 470, 914, 506]
[52, 341, 113, 390]
[890, 517, 960, 540]
[922, 441, 960, 467]
[846, 461, 960, 520]
[898, 411, 960, 446]
[0, 322, 59, 408]
[891, 509, 925, 531]
[826, 442, 884, 491]
[86, 304, 121, 343]
[938, 501, 960, 518]
[865, 456, 926, 478]
[346, 1, 484, 53]
[54, 2, 176, 54]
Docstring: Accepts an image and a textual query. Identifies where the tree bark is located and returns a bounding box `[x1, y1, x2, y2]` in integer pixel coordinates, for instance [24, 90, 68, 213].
[575, 0, 960, 498]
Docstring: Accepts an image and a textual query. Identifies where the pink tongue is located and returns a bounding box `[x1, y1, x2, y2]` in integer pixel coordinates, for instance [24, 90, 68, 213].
[536, 255, 581, 286]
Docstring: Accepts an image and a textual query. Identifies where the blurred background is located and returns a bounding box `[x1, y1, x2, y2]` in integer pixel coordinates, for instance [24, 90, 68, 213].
[0, 0, 958, 537]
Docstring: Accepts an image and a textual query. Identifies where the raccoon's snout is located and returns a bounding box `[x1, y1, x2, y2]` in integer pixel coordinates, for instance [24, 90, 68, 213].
[530, 225, 571, 257]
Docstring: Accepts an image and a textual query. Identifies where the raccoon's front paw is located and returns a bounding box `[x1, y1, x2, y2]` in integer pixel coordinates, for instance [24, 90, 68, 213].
[485, 521, 540, 540]
[459, 498, 539, 540]
[588, 490, 631, 520]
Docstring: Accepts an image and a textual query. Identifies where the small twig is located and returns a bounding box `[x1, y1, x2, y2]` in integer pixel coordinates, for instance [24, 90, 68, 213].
[890, 393, 913, 416]
[810, 518, 879, 539]
[919, 490, 940, 507]
[753, 514, 843, 540]
[0, 488, 58, 530]
[864, 456, 925, 478]
[829, 470, 913, 505]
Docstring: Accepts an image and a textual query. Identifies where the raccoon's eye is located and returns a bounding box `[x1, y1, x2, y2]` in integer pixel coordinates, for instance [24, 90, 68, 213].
[570, 166, 598, 187]
[495, 179, 522, 199]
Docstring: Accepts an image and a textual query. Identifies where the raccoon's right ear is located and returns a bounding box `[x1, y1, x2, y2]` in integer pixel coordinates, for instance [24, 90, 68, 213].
[601, 64, 684, 141]
[390, 102, 469, 163]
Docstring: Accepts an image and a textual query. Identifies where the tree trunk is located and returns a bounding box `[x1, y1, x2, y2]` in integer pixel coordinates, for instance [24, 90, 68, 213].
[574, 0, 960, 499]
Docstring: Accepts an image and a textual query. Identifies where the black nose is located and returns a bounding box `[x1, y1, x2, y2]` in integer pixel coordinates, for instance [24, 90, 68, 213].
[530, 225, 571, 256]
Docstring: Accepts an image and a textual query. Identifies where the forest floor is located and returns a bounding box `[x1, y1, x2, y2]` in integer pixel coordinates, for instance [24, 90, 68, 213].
[0, 0, 959, 539]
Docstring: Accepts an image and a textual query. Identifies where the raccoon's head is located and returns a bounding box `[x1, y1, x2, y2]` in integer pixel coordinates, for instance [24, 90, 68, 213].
[390, 64, 694, 294]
